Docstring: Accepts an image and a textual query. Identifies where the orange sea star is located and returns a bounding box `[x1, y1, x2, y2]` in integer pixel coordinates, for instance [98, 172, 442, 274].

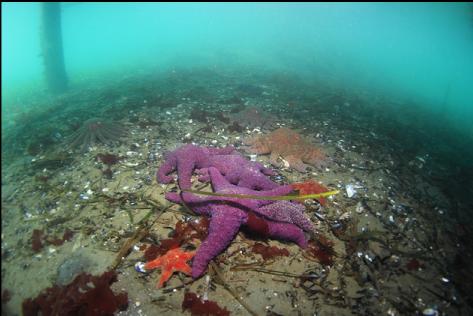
[244, 128, 327, 172]
[144, 247, 195, 288]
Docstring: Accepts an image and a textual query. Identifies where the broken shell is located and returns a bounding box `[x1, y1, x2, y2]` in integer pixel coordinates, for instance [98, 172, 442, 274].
[134, 262, 147, 273]
[422, 308, 439, 316]
[346, 184, 356, 198]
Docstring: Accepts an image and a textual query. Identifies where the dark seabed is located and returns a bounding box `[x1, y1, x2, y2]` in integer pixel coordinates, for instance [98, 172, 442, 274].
[2, 66, 473, 315]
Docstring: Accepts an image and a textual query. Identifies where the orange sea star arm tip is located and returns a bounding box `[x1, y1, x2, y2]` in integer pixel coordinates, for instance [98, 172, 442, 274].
[144, 258, 162, 270]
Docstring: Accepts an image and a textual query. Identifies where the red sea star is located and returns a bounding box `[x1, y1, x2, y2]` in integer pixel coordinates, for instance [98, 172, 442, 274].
[244, 128, 327, 172]
[144, 248, 195, 288]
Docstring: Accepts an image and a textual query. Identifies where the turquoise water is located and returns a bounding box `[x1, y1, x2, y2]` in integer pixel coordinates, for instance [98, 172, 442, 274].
[2, 3, 473, 316]
[3, 3, 473, 134]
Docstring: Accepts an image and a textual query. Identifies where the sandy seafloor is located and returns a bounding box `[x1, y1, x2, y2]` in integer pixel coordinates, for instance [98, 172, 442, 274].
[2, 67, 472, 315]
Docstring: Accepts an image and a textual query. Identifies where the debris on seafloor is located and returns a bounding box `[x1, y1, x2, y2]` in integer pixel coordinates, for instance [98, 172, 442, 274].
[21, 271, 128, 316]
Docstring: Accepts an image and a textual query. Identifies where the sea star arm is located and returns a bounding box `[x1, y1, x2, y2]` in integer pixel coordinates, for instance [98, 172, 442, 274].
[195, 168, 211, 182]
[165, 192, 207, 204]
[255, 201, 314, 232]
[267, 221, 308, 248]
[192, 207, 247, 278]
[208, 167, 288, 194]
[235, 170, 279, 190]
[285, 155, 309, 172]
[175, 263, 192, 275]
[269, 152, 282, 167]
[254, 162, 276, 176]
[176, 158, 196, 189]
[207, 167, 293, 207]
[144, 257, 163, 270]
[157, 154, 177, 184]
[157, 269, 173, 288]
[250, 184, 293, 197]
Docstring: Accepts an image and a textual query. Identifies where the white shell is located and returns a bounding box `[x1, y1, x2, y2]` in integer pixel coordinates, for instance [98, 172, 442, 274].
[346, 184, 356, 198]
[134, 262, 147, 273]
[422, 308, 439, 316]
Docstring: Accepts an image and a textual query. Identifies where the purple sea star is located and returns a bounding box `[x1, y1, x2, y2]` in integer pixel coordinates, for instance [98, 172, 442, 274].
[256, 201, 314, 232]
[157, 144, 278, 190]
[165, 167, 311, 278]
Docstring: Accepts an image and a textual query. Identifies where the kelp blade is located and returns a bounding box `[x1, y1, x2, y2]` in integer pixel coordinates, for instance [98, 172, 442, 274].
[181, 189, 340, 201]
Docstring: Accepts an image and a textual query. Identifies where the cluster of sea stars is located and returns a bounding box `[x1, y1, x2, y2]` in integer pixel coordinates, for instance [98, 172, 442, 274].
[146, 144, 315, 285]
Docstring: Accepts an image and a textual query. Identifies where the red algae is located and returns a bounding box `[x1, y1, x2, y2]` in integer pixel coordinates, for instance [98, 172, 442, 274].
[182, 292, 230, 316]
[305, 236, 335, 266]
[406, 258, 425, 271]
[96, 153, 121, 166]
[242, 212, 270, 238]
[292, 180, 330, 205]
[32, 229, 44, 252]
[32, 229, 74, 252]
[46, 229, 74, 246]
[252, 242, 290, 260]
[22, 271, 128, 316]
